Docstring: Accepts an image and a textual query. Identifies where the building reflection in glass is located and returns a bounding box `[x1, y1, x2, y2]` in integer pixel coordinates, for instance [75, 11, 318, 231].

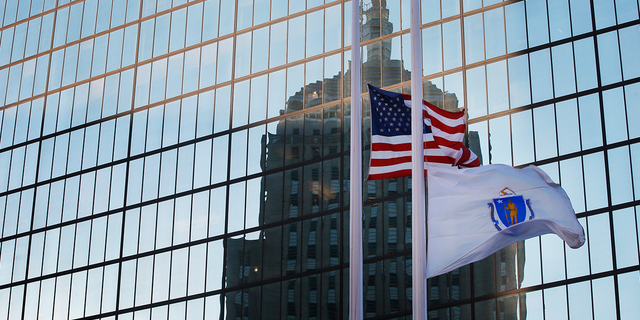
[225, 1, 522, 319]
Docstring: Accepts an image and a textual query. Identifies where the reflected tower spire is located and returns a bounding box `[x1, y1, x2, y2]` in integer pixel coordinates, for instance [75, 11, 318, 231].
[362, 0, 393, 61]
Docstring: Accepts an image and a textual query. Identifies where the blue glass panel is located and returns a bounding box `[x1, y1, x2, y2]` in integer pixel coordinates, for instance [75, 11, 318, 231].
[464, 13, 483, 64]
[618, 272, 640, 319]
[594, 0, 616, 29]
[592, 277, 616, 318]
[551, 43, 576, 97]
[511, 110, 534, 166]
[526, 0, 549, 47]
[508, 55, 531, 108]
[484, 8, 505, 59]
[548, 0, 571, 42]
[597, 31, 622, 85]
[619, 26, 640, 80]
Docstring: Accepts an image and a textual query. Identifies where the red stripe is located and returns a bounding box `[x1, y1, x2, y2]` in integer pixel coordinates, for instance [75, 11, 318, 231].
[369, 153, 452, 167]
[371, 142, 411, 152]
[461, 157, 481, 167]
[400, 93, 467, 121]
[368, 169, 414, 180]
[399, 93, 466, 134]
[455, 146, 471, 166]
[425, 155, 453, 164]
[401, 93, 463, 117]
[370, 156, 412, 166]
[428, 117, 466, 134]
[371, 141, 440, 152]
[432, 135, 460, 147]
[423, 100, 466, 120]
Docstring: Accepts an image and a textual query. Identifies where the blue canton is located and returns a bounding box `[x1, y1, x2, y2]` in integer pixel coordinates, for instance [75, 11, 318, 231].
[369, 86, 430, 137]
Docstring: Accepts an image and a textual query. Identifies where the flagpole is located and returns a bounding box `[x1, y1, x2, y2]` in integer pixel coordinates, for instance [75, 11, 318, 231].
[409, 0, 428, 319]
[349, 0, 363, 319]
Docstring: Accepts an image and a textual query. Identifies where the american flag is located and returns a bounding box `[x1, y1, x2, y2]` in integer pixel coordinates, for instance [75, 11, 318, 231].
[367, 85, 480, 180]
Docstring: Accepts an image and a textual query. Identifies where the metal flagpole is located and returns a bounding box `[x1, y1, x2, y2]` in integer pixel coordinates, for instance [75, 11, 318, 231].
[349, 0, 363, 319]
[409, 0, 428, 319]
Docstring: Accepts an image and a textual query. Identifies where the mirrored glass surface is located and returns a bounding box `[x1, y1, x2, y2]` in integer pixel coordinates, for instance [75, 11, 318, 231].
[608, 147, 633, 205]
[486, 61, 508, 114]
[511, 110, 534, 166]
[555, 99, 580, 155]
[442, 20, 462, 70]
[613, 208, 639, 268]
[464, 13, 484, 65]
[466, 66, 486, 119]
[618, 271, 640, 319]
[593, 276, 616, 318]
[488, 116, 512, 165]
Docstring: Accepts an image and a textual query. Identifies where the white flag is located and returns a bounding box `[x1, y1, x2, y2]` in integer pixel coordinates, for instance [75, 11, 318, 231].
[426, 164, 585, 279]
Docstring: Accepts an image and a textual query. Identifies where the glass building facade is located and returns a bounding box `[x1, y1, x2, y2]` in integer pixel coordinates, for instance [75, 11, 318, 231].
[1, 0, 640, 319]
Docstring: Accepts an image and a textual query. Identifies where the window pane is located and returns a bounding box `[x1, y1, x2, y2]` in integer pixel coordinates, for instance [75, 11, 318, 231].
[511, 110, 534, 166]
[443, 20, 462, 70]
[464, 14, 483, 64]
[555, 99, 580, 155]
[618, 271, 640, 319]
[597, 31, 622, 85]
[613, 208, 639, 268]
[583, 153, 608, 210]
[587, 213, 613, 273]
[484, 8, 505, 59]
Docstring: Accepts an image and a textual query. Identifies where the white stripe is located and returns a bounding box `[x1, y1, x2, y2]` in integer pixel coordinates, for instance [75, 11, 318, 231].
[459, 153, 479, 165]
[371, 150, 413, 158]
[425, 108, 465, 128]
[368, 162, 413, 174]
[404, 100, 466, 129]
[371, 147, 447, 159]
[439, 145, 461, 156]
[370, 160, 453, 175]
[372, 133, 434, 144]
[371, 124, 464, 145]
[431, 127, 465, 142]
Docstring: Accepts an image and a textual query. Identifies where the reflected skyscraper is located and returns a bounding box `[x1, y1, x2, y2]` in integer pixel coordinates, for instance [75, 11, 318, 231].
[1, 0, 639, 319]
[225, 1, 516, 319]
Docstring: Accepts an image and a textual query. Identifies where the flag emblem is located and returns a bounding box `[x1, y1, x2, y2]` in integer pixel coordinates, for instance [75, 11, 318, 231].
[488, 188, 535, 231]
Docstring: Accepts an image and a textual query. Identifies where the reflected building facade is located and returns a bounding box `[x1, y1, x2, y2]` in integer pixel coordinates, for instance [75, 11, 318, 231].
[1, 0, 639, 320]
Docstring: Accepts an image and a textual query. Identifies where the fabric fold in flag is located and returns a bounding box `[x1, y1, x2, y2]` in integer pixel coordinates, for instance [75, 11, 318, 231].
[367, 85, 480, 180]
[426, 164, 585, 279]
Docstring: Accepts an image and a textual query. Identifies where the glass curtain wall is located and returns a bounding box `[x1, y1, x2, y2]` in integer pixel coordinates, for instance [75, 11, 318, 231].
[0, 0, 639, 319]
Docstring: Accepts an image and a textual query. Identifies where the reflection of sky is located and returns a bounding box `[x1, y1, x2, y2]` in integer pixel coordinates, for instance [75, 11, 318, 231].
[613, 208, 639, 268]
